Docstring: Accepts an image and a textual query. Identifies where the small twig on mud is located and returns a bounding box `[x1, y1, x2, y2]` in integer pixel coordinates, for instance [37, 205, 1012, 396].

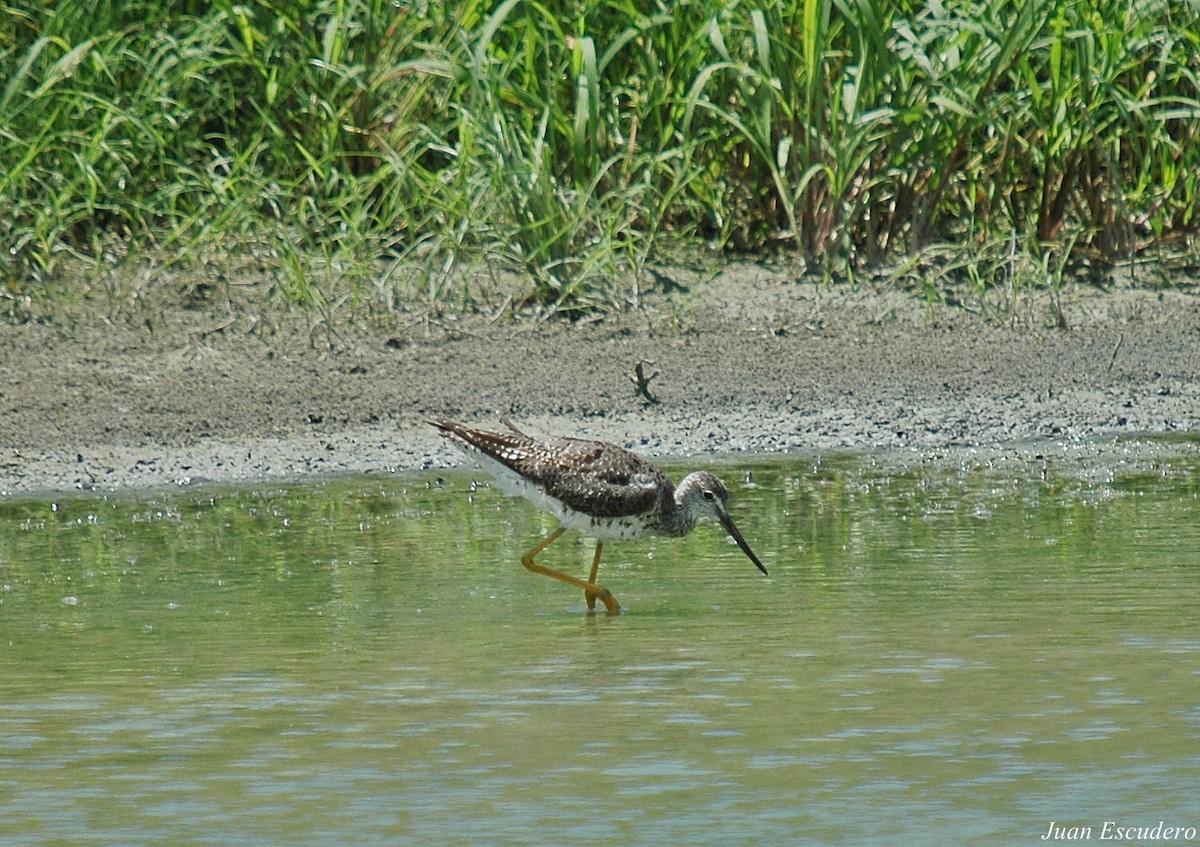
[194, 315, 239, 338]
[1108, 333, 1124, 373]
[629, 359, 659, 405]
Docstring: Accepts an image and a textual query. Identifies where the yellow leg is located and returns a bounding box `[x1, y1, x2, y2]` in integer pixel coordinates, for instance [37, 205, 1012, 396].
[585, 541, 604, 610]
[520, 528, 620, 613]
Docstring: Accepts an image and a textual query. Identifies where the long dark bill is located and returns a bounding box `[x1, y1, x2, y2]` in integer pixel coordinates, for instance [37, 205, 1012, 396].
[718, 512, 768, 576]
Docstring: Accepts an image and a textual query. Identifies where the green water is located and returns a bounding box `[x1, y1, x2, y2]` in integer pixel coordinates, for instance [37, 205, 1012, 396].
[2, 447, 1199, 846]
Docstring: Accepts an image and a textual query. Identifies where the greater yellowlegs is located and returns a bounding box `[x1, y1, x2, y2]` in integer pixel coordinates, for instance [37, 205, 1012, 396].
[430, 418, 767, 613]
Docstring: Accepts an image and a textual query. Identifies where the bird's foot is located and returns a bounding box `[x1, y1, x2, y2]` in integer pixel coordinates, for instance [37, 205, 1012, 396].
[585, 587, 621, 615]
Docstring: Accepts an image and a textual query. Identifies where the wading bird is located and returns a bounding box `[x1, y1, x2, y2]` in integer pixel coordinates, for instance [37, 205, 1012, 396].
[430, 418, 767, 613]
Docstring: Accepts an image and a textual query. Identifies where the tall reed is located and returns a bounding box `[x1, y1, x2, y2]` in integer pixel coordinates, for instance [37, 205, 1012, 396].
[2, 0, 1197, 316]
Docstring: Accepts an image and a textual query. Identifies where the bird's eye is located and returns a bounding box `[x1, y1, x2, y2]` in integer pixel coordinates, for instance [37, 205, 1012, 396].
[702, 489, 715, 501]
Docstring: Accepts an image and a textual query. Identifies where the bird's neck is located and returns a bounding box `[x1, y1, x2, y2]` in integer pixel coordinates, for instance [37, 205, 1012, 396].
[657, 482, 697, 538]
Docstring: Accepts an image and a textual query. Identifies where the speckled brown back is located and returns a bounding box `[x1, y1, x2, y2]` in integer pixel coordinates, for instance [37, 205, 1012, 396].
[430, 419, 671, 519]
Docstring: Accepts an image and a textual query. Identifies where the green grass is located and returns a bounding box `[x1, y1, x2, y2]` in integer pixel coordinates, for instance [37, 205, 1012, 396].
[2, 0, 1197, 319]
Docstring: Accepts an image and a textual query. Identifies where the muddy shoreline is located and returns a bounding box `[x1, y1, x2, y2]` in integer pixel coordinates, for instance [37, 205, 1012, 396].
[3, 263, 1199, 498]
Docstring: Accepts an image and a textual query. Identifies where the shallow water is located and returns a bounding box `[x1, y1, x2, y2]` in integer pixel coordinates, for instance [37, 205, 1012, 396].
[2, 445, 1199, 845]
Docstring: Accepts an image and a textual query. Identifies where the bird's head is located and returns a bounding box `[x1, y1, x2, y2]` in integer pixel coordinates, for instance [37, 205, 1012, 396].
[678, 471, 768, 576]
